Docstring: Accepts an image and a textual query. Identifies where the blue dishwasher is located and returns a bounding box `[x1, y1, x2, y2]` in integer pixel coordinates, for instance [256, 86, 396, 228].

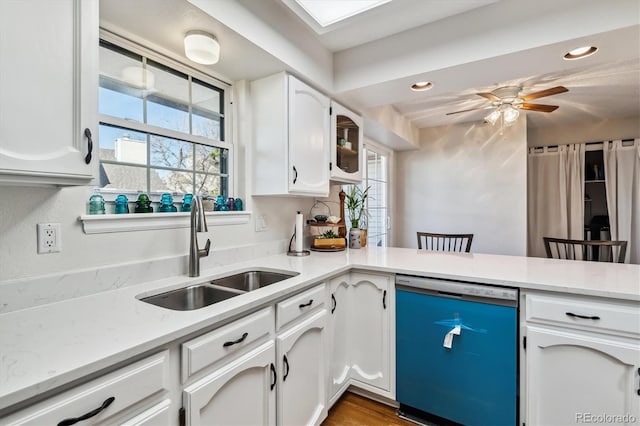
[396, 275, 518, 426]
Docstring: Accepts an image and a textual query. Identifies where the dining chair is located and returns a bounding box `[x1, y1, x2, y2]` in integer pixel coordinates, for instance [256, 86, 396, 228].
[417, 232, 474, 253]
[543, 237, 627, 263]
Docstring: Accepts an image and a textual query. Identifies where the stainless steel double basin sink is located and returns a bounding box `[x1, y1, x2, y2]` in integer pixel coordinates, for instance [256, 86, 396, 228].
[139, 270, 299, 311]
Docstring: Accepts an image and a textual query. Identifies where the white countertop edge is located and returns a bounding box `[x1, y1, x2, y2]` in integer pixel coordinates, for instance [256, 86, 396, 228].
[1, 248, 638, 412]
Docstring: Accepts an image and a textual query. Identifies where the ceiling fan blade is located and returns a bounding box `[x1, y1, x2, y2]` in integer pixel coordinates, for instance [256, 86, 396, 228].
[446, 105, 495, 115]
[520, 86, 568, 101]
[476, 92, 500, 101]
[520, 103, 559, 112]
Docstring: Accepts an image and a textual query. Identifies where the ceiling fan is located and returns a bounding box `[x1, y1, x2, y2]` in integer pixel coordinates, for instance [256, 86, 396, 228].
[446, 85, 569, 124]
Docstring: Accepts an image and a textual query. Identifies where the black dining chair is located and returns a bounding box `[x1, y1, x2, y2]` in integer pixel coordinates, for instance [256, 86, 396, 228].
[417, 232, 474, 253]
[543, 237, 627, 263]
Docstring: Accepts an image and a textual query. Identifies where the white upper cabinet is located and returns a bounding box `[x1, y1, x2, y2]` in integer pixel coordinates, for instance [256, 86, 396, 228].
[330, 102, 363, 183]
[252, 72, 330, 197]
[0, 0, 98, 186]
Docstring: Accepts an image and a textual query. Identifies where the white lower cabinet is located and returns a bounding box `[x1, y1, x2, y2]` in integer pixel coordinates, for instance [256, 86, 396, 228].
[277, 310, 328, 426]
[523, 292, 640, 426]
[327, 275, 351, 406]
[349, 272, 393, 394]
[526, 326, 639, 425]
[183, 341, 277, 426]
[326, 272, 394, 405]
[181, 283, 327, 426]
[2, 351, 171, 425]
[4, 276, 395, 425]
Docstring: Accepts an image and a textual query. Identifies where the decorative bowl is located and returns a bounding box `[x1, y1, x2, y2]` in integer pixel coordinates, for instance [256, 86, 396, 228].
[314, 215, 328, 223]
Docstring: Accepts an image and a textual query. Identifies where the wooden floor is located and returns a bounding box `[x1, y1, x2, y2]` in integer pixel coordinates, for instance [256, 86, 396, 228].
[322, 392, 415, 426]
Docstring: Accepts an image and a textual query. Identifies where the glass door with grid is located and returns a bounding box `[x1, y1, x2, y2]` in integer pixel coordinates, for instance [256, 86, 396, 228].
[364, 144, 390, 247]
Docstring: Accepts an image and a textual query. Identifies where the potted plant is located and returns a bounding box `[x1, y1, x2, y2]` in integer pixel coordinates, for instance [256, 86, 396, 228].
[312, 229, 346, 249]
[344, 185, 370, 249]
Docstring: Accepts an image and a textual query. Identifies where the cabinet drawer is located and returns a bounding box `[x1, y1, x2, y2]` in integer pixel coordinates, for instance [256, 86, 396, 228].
[3, 351, 170, 426]
[182, 306, 274, 382]
[277, 283, 326, 330]
[526, 293, 640, 337]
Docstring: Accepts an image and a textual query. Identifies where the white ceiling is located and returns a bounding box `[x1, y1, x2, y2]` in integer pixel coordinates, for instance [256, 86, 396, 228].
[250, 0, 498, 52]
[100, 0, 640, 133]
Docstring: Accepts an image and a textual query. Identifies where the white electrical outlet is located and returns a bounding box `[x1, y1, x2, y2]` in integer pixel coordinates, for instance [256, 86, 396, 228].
[37, 223, 61, 254]
[255, 215, 268, 232]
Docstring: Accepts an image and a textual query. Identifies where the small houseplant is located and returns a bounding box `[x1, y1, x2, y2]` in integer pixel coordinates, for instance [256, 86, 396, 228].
[344, 185, 370, 248]
[312, 229, 346, 249]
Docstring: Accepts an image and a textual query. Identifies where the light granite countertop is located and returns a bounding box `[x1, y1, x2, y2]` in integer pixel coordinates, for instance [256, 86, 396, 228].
[1, 247, 639, 412]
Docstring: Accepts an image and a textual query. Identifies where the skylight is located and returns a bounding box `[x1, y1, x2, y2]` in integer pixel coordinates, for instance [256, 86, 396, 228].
[295, 0, 392, 27]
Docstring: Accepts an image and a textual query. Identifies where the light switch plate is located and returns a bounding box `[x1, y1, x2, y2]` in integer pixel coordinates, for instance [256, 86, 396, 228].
[255, 215, 267, 232]
[37, 223, 61, 254]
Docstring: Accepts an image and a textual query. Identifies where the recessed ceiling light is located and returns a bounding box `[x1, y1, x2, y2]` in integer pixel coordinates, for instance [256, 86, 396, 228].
[411, 81, 433, 92]
[294, 0, 391, 27]
[563, 46, 598, 60]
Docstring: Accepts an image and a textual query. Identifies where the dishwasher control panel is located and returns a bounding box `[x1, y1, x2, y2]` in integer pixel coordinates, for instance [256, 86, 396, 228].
[395, 275, 518, 302]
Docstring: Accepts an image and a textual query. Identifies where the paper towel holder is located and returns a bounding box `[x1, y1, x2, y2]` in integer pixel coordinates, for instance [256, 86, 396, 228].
[287, 226, 310, 256]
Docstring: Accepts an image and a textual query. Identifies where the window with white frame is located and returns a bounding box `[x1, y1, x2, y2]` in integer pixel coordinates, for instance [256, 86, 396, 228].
[97, 39, 230, 198]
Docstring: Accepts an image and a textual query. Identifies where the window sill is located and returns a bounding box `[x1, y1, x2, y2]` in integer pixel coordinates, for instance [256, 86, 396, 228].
[79, 211, 251, 234]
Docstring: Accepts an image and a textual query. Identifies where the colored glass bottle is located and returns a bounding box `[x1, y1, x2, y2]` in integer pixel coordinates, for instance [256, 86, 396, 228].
[134, 193, 153, 213]
[114, 194, 129, 214]
[234, 198, 243, 211]
[215, 195, 229, 211]
[88, 194, 105, 215]
[158, 193, 177, 213]
[181, 193, 193, 212]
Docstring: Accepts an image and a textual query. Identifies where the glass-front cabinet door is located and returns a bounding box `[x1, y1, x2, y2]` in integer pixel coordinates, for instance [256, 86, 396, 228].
[331, 101, 363, 183]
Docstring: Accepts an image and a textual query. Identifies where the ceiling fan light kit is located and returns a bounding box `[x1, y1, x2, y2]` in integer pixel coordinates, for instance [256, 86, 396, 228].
[447, 85, 568, 127]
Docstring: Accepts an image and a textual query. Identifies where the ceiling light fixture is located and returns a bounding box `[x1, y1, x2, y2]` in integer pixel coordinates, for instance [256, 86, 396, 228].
[484, 105, 519, 127]
[184, 31, 220, 65]
[563, 46, 597, 60]
[411, 81, 433, 92]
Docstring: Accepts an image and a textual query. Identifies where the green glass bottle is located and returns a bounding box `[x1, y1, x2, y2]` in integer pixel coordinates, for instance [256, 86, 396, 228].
[134, 194, 153, 213]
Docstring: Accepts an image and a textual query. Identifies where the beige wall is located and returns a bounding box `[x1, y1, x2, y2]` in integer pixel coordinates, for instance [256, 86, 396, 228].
[393, 116, 528, 256]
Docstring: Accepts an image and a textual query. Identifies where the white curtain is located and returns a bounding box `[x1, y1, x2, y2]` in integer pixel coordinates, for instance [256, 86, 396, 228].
[603, 139, 640, 264]
[528, 144, 585, 258]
